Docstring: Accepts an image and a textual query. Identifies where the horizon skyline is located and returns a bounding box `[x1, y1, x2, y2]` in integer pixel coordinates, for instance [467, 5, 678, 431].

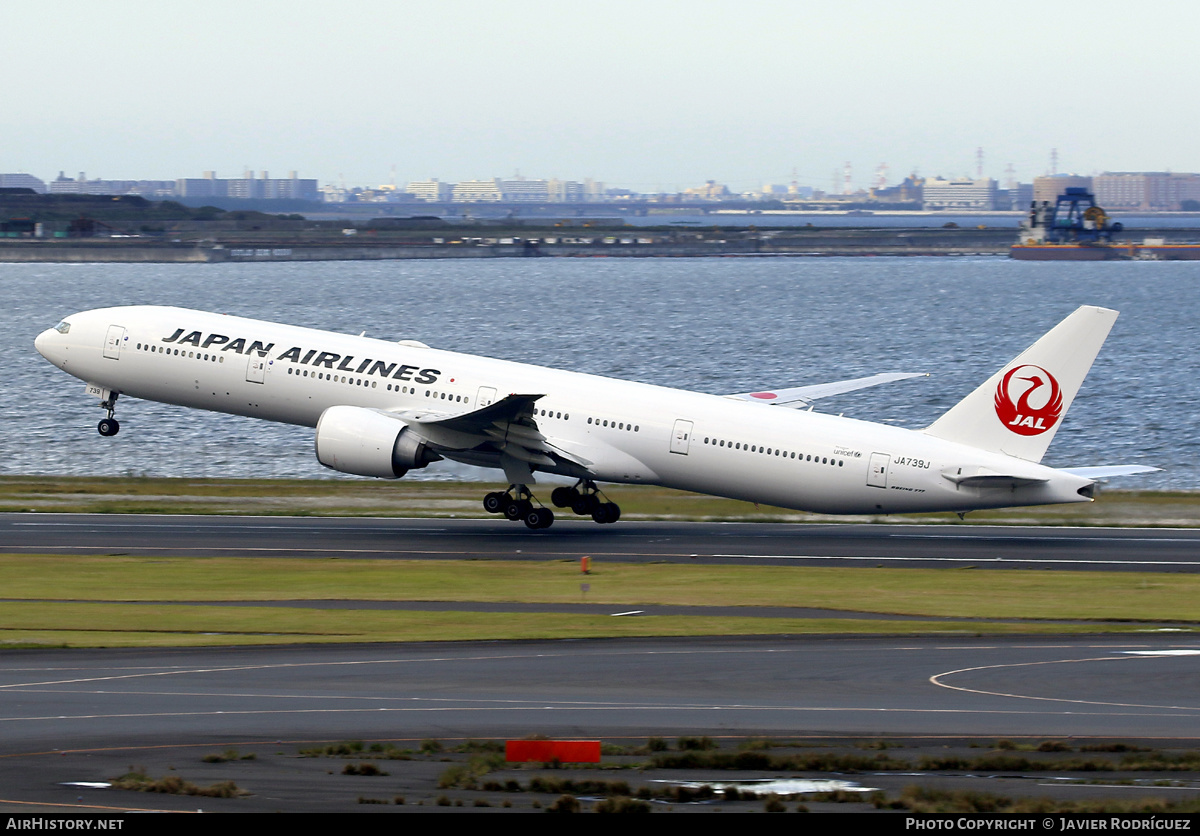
[15, 166, 1194, 198]
[4, 1, 1196, 192]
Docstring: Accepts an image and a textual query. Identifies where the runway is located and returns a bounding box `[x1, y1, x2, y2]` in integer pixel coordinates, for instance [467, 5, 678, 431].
[3, 513, 1200, 571]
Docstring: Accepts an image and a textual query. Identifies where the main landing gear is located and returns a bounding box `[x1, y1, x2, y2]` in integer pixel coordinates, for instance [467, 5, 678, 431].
[550, 480, 621, 525]
[483, 485, 556, 530]
[482, 480, 622, 529]
[97, 393, 120, 437]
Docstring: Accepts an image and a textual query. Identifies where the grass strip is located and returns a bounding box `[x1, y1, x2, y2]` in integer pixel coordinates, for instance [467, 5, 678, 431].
[2, 555, 1200, 623]
[0, 601, 1165, 649]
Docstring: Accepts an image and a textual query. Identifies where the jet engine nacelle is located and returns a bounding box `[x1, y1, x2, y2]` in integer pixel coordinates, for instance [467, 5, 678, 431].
[314, 405, 440, 478]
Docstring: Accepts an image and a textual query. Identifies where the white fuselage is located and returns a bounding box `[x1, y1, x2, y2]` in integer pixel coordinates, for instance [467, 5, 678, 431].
[35, 305, 1094, 515]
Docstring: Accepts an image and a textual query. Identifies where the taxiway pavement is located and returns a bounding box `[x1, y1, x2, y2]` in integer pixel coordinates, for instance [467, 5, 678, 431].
[3, 514, 1199, 571]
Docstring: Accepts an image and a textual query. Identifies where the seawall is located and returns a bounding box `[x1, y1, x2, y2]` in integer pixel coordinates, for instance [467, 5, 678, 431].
[0, 228, 1021, 262]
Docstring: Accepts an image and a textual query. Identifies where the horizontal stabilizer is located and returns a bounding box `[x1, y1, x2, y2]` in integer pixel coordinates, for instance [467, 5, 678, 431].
[941, 464, 1050, 489]
[727, 372, 926, 408]
[945, 474, 1050, 489]
[1060, 465, 1162, 480]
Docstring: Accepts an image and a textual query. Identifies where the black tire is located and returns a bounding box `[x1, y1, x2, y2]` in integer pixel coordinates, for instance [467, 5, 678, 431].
[593, 502, 620, 524]
[483, 492, 506, 514]
[550, 487, 574, 508]
[524, 507, 554, 530]
[505, 499, 531, 522]
[571, 494, 597, 516]
[98, 418, 120, 437]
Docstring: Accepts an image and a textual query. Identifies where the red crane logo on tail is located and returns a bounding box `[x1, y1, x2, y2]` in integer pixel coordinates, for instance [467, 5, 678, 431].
[994, 364, 1063, 436]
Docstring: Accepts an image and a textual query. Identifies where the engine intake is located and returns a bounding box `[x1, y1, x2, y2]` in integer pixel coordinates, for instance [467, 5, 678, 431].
[314, 405, 441, 478]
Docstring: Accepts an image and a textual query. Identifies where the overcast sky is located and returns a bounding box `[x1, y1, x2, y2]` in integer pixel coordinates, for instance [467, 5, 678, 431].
[4, 0, 1196, 191]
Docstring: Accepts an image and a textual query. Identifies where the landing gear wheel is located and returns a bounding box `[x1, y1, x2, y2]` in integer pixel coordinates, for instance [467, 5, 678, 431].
[551, 487, 576, 508]
[97, 418, 120, 437]
[592, 502, 620, 524]
[524, 507, 554, 530]
[505, 499, 532, 522]
[483, 484, 565, 531]
[572, 494, 598, 516]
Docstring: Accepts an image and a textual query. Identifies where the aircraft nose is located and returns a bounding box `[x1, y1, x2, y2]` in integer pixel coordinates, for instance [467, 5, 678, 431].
[35, 328, 63, 363]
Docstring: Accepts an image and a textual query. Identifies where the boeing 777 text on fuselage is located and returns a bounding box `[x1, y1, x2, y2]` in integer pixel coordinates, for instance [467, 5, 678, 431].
[34, 305, 1156, 529]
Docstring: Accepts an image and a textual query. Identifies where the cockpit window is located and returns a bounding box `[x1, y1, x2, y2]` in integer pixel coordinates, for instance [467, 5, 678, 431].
[53, 321, 71, 334]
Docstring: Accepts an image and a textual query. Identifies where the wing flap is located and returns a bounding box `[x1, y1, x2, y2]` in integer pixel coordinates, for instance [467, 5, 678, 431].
[397, 393, 544, 433]
[389, 393, 590, 472]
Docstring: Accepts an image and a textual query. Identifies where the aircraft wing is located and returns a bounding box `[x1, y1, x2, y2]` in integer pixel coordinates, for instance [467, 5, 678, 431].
[391, 393, 589, 470]
[725, 372, 927, 408]
[394, 393, 543, 435]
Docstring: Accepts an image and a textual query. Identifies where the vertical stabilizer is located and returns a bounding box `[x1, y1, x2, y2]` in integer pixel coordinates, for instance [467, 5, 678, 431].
[923, 306, 1117, 462]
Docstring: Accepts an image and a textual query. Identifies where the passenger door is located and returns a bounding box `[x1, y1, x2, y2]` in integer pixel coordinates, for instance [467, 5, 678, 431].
[103, 325, 125, 360]
[670, 419, 693, 455]
[246, 353, 268, 384]
[867, 452, 890, 488]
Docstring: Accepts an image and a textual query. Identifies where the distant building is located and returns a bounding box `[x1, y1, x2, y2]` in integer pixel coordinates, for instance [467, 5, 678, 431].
[583, 179, 607, 202]
[319, 183, 351, 203]
[452, 179, 503, 202]
[0, 173, 47, 193]
[682, 180, 732, 200]
[178, 170, 317, 202]
[49, 172, 101, 194]
[922, 177, 999, 210]
[1007, 182, 1034, 211]
[1093, 172, 1200, 211]
[605, 187, 639, 200]
[406, 178, 454, 201]
[870, 175, 922, 204]
[176, 171, 227, 199]
[1032, 175, 1093, 206]
[269, 172, 318, 201]
[49, 172, 175, 198]
[498, 178, 550, 202]
[350, 186, 416, 203]
[547, 179, 585, 202]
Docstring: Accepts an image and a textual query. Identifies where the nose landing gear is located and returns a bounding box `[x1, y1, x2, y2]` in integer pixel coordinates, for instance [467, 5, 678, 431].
[97, 393, 120, 437]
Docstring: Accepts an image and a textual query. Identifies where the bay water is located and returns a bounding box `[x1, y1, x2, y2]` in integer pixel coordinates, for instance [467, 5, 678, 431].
[6, 256, 1192, 490]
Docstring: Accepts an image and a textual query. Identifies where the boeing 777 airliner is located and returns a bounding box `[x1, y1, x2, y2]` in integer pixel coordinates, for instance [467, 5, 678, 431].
[34, 304, 1156, 529]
